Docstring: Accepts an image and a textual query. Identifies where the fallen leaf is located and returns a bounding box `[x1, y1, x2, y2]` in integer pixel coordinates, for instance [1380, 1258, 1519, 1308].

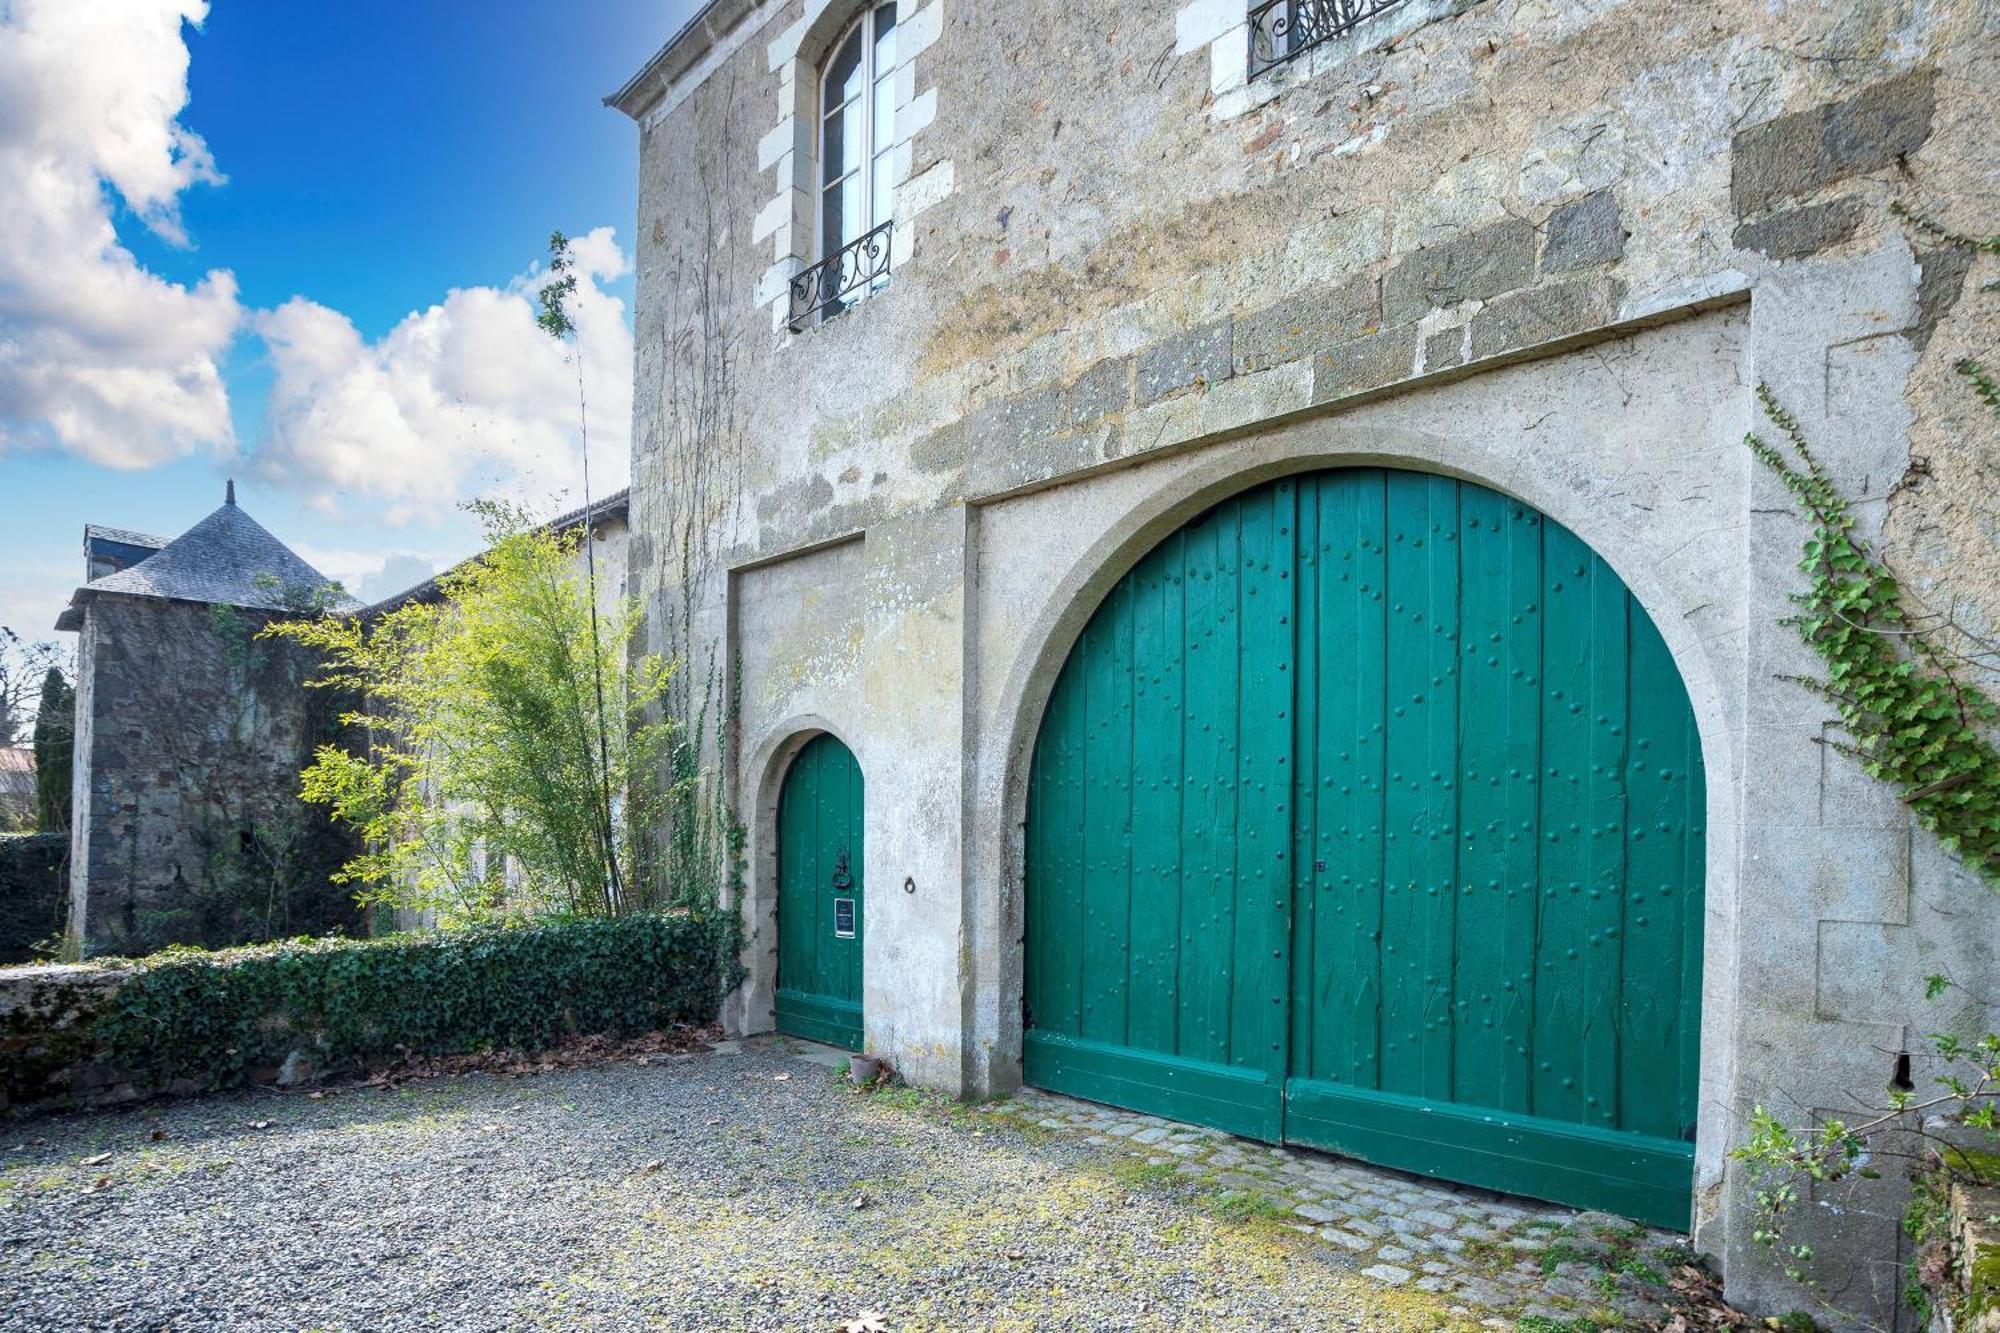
[82, 1152, 112, 1167]
[149, 1129, 166, 1142]
[1005, 1249, 1025, 1261]
[841, 1313, 889, 1333]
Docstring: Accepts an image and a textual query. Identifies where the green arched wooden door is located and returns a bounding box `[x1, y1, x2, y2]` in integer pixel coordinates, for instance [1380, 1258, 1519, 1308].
[776, 733, 865, 1050]
[1024, 469, 1705, 1227]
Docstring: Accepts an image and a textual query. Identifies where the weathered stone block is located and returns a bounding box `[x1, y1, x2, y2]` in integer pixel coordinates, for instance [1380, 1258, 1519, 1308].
[968, 386, 1064, 455]
[1137, 320, 1233, 405]
[1423, 326, 1466, 372]
[1068, 355, 1133, 425]
[1732, 70, 1936, 217]
[910, 418, 967, 474]
[1311, 324, 1417, 402]
[1824, 70, 1936, 176]
[1231, 273, 1380, 375]
[1541, 190, 1625, 272]
[1382, 219, 1535, 324]
[1467, 279, 1624, 360]
[1732, 198, 1863, 262]
[1730, 106, 1830, 218]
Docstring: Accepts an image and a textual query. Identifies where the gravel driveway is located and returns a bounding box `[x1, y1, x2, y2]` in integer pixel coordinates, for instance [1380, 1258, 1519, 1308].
[0, 1038, 1524, 1332]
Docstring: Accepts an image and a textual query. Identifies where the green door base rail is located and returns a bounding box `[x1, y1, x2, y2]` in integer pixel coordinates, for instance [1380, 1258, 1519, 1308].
[1024, 468, 1706, 1229]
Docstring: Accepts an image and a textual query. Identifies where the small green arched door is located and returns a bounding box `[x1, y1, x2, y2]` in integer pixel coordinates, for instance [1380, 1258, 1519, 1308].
[776, 733, 865, 1049]
[1024, 468, 1705, 1228]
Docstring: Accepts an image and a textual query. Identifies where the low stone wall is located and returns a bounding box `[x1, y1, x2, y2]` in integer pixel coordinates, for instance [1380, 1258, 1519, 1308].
[0, 833, 66, 965]
[0, 913, 730, 1114]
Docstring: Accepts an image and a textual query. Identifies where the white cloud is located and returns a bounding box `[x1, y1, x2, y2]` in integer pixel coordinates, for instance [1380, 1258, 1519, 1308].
[252, 230, 633, 522]
[291, 543, 454, 605]
[0, 0, 241, 467]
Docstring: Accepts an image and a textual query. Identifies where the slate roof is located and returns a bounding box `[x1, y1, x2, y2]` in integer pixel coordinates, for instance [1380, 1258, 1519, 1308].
[83, 524, 167, 550]
[56, 490, 359, 630]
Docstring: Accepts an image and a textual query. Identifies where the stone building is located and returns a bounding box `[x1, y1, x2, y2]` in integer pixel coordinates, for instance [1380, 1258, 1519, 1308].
[609, 0, 2000, 1323]
[52, 487, 634, 954]
[54, 485, 362, 957]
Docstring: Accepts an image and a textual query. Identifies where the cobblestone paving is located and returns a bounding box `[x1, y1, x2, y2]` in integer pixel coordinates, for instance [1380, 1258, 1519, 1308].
[980, 1080, 1695, 1330]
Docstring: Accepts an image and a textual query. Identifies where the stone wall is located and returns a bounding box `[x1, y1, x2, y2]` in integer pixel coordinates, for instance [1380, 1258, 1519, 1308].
[68, 595, 358, 958]
[620, 0, 2000, 1324]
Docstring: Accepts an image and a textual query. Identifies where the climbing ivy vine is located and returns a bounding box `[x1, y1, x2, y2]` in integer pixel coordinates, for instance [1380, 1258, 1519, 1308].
[1744, 383, 2000, 886]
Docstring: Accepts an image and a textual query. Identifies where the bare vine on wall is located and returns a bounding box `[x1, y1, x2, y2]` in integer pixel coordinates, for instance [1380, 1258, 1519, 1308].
[635, 71, 750, 921]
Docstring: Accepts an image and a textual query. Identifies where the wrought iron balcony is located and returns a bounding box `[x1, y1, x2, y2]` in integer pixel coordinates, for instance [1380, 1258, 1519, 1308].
[788, 221, 893, 332]
[1248, 0, 1410, 77]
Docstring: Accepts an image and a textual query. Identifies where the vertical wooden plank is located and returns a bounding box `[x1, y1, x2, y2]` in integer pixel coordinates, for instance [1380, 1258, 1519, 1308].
[1452, 488, 1542, 1115]
[1288, 477, 1320, 1078]
[1534, 525, 1628, 1124]
[1032, 655, 1087, 1036]
[1177, 503, 1237, 1066]
[1312, 469, 1389, 1089]
[777, 745, 803, 998]
[811, 739, 835, 1003]
[1232, 479, 1295, 1077]
[1380, 472, 1459, 1099]
[845, 740, 865, 1005]
[1620, 603, 1699, 1140]
[1129, 533, 1186, 1055]
[1081, 582, 1135, 1045]
[1579, 552, 1630, 1129]
[1677, 702, 1706, 1142]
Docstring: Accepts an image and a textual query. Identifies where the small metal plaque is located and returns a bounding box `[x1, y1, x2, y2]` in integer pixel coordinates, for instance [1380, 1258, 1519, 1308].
[833, 897, 856, 939]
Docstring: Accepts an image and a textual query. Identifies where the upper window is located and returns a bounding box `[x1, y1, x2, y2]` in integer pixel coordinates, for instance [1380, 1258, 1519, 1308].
[791, 3, 898, 329]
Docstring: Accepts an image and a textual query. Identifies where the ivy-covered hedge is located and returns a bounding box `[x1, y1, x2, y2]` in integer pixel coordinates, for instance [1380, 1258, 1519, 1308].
[0, 833, 66, 965]
[0, 912, 729, 1111]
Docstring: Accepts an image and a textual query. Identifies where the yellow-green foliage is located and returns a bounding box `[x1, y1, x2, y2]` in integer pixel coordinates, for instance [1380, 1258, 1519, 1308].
[266, 502, 679, 922]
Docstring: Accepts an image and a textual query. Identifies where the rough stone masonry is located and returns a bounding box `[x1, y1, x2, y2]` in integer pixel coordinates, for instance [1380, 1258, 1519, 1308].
[608, 1, 2000, 1326]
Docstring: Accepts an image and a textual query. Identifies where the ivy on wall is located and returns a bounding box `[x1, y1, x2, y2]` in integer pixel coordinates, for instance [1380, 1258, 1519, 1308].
[1746, 383, 2000, 887]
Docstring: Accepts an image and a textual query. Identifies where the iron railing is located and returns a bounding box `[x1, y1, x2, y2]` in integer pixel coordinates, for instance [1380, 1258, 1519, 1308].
[788, 221, 893, 331]
[1247, 0, 1410, 77]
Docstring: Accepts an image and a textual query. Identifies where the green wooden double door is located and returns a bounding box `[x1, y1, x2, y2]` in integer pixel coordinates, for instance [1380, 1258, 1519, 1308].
[1024, 469, 1705, 1228]
[776, 733, 865, 1050]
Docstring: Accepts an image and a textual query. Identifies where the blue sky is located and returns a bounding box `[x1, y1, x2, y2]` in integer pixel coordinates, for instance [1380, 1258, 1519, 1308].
[0, 0, 699, 641]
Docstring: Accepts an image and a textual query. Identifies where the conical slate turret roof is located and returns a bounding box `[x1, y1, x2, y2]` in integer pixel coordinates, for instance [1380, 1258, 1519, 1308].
[56, 483, 358, 630]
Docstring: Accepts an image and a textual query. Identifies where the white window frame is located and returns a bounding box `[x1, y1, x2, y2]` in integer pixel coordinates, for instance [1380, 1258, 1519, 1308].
[814, 3, 898, 268]
[753, 0, 953, 332]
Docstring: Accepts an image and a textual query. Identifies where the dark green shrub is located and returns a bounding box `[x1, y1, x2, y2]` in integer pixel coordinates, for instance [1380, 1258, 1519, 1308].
[0, 832, 66, 964]
[4, 912, 727, 1106]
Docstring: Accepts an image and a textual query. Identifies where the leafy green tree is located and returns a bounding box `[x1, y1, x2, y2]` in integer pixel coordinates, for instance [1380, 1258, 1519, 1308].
[266, 503, 677, 925]
[31, 666, 72, 833]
